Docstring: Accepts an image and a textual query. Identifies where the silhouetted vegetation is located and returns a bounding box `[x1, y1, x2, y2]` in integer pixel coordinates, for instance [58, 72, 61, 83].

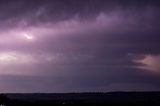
[0, 92, 160, 105]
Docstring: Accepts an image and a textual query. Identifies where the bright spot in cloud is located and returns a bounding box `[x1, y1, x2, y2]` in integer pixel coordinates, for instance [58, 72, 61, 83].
[133, 54, 160, 72]
[0, 52, 55, 65]
[0, 51, 56, 76]
[0, 52, 36, 64]
[23, 33, 34, 40]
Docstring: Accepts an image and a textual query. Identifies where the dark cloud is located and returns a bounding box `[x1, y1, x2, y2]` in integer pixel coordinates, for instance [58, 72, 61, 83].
[0, 0, 159, 92]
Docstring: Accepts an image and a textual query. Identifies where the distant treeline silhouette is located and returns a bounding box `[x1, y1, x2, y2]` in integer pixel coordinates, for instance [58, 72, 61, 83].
[0, 92, 160, 106]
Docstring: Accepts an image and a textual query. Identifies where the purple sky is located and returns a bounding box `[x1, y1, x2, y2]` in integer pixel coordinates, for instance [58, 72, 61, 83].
[0, 0, 160, 93]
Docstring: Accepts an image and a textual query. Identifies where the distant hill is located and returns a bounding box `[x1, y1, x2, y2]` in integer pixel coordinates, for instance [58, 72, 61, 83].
[1, 92, 160, 106]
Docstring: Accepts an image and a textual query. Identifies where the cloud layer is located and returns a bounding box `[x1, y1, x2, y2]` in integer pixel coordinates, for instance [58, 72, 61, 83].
[0, 0, 160, 92]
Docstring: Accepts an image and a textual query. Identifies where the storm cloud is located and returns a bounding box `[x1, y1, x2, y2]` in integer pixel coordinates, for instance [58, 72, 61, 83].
[0, 0, 160, 92]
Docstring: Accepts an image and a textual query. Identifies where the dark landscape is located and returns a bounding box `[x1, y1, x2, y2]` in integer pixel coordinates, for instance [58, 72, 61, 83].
[0, 0, 160, 106]
[0, 92, 159, 106]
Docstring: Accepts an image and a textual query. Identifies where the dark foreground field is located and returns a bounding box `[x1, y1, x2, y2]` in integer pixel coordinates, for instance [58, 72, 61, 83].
[0, 92, 160, 106]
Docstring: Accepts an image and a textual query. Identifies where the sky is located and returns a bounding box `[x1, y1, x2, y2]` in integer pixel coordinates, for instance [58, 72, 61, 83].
[0, 0, 160, 93]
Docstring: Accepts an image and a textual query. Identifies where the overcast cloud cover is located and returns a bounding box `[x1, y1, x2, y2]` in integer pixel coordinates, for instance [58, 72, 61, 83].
[0, 0, 160, 93]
